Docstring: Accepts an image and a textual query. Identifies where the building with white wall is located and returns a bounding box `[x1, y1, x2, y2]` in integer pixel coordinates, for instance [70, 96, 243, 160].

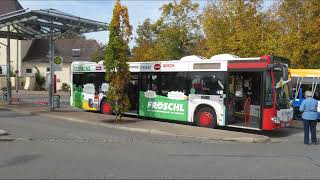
[22, 39, 100, 90]
[0, 0, 32, 79]
[0, 0, 101, 91]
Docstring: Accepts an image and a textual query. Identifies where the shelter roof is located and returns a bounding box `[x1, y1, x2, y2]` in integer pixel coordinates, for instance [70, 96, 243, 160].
[289, 69, 320, 78]
[0, 8, 108, 40]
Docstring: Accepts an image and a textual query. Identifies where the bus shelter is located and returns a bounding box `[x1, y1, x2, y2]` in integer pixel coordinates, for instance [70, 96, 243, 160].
[290, 69, 320, 99]
[0, 8, 108, 110]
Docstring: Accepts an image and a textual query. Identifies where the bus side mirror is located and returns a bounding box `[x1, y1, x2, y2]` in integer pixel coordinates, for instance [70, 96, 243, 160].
[267, 64, 288, 81]
[283, 66, 288, 81]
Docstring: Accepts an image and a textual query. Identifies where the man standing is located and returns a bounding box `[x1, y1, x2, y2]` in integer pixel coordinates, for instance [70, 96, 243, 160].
[299, 91, 318, 145]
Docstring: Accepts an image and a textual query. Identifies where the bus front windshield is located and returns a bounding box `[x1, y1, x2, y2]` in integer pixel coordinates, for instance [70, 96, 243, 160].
[274, 68, 292, 109]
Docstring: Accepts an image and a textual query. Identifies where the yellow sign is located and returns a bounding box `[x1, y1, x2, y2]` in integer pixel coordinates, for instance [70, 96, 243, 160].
[53, 56, 63, 71]
[54, 56, 62, 65]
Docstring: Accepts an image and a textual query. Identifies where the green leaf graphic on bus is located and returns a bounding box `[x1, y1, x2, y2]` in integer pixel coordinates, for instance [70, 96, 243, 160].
[139, 91, 188, 122]
[73, 85, 84, 108]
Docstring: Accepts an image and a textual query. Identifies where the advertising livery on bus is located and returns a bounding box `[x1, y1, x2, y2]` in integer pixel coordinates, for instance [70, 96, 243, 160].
[70, 54, 293, 131]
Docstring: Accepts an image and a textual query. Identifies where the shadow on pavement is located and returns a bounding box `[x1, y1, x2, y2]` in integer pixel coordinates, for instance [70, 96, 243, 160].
[0, 113, 34, 118]
[218, 126, 303, 138]
[0, 154, 42, 168]
[101, 119, 138, 124]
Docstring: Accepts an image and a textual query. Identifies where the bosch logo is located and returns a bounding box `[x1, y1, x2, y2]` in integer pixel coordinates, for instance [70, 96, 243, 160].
[163, 64, 175, 68]
[154, 64, 161, 70]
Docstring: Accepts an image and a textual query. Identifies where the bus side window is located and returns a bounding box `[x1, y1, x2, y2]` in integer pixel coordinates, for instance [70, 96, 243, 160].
[159, 72, 187, 96]
[141, 73, 160, 94]
[150, 74, 159, 93]
[190, 72, 224, 95]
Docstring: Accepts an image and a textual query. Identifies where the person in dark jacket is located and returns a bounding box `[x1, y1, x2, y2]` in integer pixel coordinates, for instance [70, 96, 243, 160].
[299, 91, 318, 145]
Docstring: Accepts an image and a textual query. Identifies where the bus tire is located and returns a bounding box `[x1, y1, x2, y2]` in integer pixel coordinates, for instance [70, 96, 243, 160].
[100, 100, 111, 114]
[194, 107, 217, 128]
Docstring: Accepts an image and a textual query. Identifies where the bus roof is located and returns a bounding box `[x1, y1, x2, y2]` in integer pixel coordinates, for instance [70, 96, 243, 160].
[289, 69, 320, 77]
[71, 54, 280, 73]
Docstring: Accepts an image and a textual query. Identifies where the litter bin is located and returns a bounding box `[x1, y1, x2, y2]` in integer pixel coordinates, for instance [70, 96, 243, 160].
[1, 88, 7, 101]
[53, 95, 60, 108]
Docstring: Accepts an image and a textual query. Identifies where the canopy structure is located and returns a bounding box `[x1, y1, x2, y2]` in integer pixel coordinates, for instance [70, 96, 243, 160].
[289, 69, 320, 98]
[0, 8, 108, 40]
[289, 69, 320, 78]
[0, 8, 108, 110]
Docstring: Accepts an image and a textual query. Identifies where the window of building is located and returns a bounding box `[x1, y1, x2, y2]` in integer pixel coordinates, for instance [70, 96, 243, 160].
[26, 68, 32, 73]
[47, 67, 50, 72]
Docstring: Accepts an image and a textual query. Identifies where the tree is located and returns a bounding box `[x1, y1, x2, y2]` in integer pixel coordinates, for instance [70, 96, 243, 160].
[132, 0, 201, 61]
[91, 43, 106, 63]
[61, 32, 86, 39]
[33, 66, 45, 91]
[274, 0, 320, 68]
[200, 0, 270, 58]
[131, 19, 160, 61]
[104, 0, 132, 121]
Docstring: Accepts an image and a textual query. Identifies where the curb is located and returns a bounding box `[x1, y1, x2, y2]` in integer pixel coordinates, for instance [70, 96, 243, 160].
[33, 112, 271, 143]
[32, 112, 176, 136]
[0, 138, 15, 142]
[3, 106, 270, 143]
[0, 130, 9, 136]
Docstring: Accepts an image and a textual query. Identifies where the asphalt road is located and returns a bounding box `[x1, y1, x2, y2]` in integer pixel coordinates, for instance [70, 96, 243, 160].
[1, 109, 320, 179]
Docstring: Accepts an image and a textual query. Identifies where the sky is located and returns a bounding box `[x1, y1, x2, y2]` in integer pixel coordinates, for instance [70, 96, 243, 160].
[19, 0, 275, 48]
[19, 0, 208, 48]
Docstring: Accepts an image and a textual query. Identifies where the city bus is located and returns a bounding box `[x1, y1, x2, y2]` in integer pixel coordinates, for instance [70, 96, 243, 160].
[70, 54, 293, 131]
[289, 69, 320, 119]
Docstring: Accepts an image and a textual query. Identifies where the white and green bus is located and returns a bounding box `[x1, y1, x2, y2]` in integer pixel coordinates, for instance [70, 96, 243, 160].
[70, 54, 293, 131]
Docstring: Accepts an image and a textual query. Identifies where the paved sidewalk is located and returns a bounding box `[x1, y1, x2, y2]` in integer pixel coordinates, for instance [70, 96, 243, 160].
[0, 101, 271, 143]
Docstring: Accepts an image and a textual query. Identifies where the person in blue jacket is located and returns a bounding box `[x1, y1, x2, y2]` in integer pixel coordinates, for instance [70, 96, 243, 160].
[299, 91, 318, 145]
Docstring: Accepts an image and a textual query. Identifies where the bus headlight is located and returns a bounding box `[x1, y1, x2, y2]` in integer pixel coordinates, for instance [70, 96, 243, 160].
[272, 117, 280, 124]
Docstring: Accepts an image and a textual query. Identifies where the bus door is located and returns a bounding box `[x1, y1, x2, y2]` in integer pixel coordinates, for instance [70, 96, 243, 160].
[127, 73, 139, 115]
[227, 71, 263, 129]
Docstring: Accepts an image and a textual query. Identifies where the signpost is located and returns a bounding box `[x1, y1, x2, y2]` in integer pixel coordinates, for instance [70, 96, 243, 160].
[53, 56, 63, 71]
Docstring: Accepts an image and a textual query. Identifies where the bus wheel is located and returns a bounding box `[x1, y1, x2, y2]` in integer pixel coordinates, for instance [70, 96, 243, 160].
[195, 107, 217, 128]
[100, 100, 111, 114]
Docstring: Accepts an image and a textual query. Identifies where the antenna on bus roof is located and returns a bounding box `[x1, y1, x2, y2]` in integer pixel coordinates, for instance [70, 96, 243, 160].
[180, 55, 207, 61]
[210, 54, 240, 60]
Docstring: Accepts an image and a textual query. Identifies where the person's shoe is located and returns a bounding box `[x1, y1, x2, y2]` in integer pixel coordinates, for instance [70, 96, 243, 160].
[312, 142, 318, 145]
[304, 143, 310, 145]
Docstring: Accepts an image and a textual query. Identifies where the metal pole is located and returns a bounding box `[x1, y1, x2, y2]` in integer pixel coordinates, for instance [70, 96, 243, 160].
[16, 39, 18, 93]
[49, 21, 54, 111]
[6, 26, 11, 104]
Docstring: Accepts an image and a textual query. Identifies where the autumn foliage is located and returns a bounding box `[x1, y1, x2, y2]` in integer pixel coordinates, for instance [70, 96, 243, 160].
[104, 0, 132, 121]
[132, 0, 320, 68]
